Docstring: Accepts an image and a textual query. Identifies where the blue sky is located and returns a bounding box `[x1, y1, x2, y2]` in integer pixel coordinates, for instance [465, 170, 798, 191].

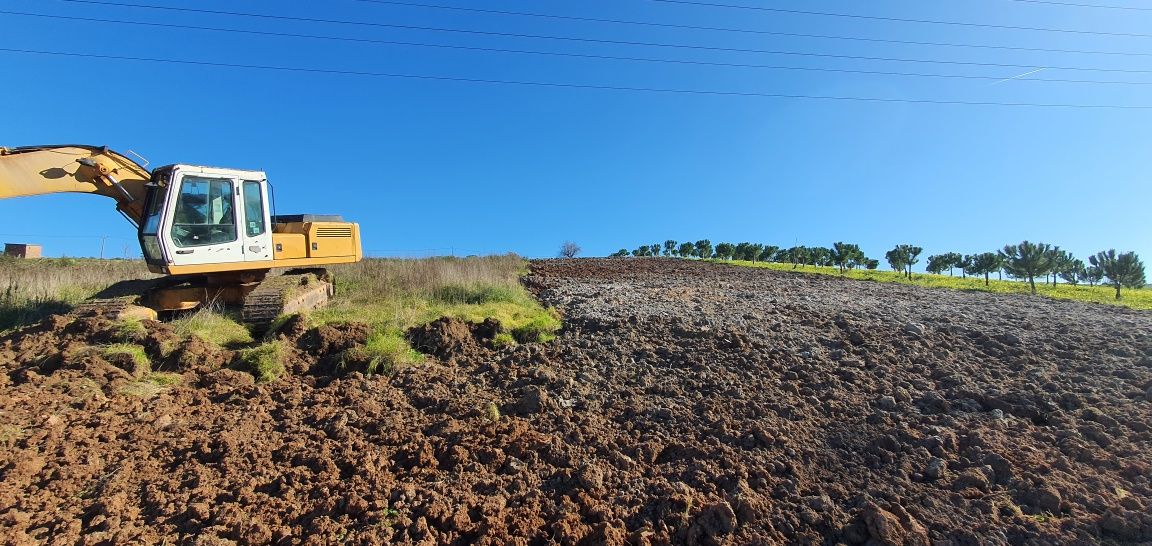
[1, 0, 1149, 268]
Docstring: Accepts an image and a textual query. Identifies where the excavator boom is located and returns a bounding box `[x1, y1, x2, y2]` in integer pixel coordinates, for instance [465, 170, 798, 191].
[0, 145, 151, 225]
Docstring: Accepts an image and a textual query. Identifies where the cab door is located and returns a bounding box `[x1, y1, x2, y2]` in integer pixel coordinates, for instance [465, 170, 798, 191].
[165, 172, 247, 267]
[238, 179, 273, 262]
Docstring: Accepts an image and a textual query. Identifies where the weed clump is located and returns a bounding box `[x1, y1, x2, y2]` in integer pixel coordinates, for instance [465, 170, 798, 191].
[511, 311, 561, 343]
[341, 331, 423, 375]
[492, 332, 517, 349]
[114, 318, 149, 342]
[171, 306, 253, 348]
[236, 341, 287, 383]
[118, 372, 182, 397]
[102, 343, 150, 376]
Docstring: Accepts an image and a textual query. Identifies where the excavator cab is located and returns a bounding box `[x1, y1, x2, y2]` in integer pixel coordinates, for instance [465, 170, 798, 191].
[139, 165, 361, 276]
[140, 165, 274, 272]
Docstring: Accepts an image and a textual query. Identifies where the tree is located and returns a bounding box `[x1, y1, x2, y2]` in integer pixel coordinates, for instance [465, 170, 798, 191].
[634, 245, 652, 257]
[885, 248, 907, 275]
[1090, 250, 1146, 300]
[940, 252, 963, 276]
[1083, 265, 1104, 286]
[865, 258, 880, 270]
[968, 252, 1002, 287]
[808, 247, 832, 268]
[732, 242, 763, 262]
[925, 254, 950, 275]
[760, 245, 780, 263]
[714, 242, 735, 260]
[559, 241, 581, 258]
[773, 248, 790, 263]
[610, 248, 629, 257]
[663, 240, 677, 257]
[1058, 258, 1085, 285]
[694, 239, 713, 260]
[678, 242, 695, 258]
[831, 242, 863, 274]
[999, 240, 1053, 295]
[649, 244, 661, 257]
[1048, 248, 1075, 286]
[787, 246, 809, 269]
[958, 254, 974, 279]
[886, 244, 922, 279]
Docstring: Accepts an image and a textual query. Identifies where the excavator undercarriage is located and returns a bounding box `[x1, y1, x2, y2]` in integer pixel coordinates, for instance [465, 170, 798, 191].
[72, 268, 337, 330]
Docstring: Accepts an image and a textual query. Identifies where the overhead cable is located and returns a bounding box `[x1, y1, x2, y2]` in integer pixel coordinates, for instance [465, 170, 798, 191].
[8, 10, 1152, 85]
[650, 0, 1152, 38]
[340, 0, 1152, 57]
[2, 47, 1150, 109]
[41, 2, 1152, 74]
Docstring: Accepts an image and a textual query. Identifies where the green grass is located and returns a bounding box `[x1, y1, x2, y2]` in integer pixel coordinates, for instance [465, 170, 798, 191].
[717, 260, 1152, 311]
[102, 343, 150, 375]
[113, 317, 149, 342]
[235, 341, 287, 383]
[340, 330, 425, 375]
[170, 306, 253, 347]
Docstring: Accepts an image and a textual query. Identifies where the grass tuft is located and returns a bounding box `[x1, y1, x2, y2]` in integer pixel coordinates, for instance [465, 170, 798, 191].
[102, 343, 150, 375]
[341, 331, 424, 375]
[118, 372, 182, 397]
[114, 318, 149, 342]
[171, 306, 253, 347]
[236, 341, 287, 383]
[511, 311, 562, 343]
[492, 332, 517, 349]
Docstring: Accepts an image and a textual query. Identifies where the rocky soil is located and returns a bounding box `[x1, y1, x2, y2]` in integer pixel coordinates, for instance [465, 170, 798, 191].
[1, 258, 1150, 545]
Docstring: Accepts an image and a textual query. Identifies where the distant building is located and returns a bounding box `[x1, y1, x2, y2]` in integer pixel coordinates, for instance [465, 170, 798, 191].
[4, 243, 42, 259]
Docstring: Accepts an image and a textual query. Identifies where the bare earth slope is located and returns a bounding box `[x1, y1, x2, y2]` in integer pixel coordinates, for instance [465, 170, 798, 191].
[1, 258, 1150, 545]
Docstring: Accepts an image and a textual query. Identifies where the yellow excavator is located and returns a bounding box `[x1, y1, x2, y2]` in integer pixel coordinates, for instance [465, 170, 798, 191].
[0, 144, 362, 326]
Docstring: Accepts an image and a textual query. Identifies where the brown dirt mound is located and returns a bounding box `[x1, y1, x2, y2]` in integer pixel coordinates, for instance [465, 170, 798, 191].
[0, 258, 1149, 545]
[407, 317, 500, 361]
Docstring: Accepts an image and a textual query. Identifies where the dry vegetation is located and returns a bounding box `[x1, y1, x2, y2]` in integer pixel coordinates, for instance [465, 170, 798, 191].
[0, 257, 154, 330]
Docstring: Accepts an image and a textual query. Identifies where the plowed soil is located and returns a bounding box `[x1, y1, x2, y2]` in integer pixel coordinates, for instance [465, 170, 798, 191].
[1, 258, 1150, 545]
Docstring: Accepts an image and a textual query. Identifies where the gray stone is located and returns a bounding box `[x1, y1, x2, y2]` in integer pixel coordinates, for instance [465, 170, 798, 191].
[925, 458, 947, 481]
[878, 395, 898, 411]
[904, 322, 925, 336]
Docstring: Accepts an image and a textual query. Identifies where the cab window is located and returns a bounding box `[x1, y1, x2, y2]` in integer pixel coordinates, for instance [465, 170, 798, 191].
[242, 180, 266, 237]
[171, 176, 236, 247]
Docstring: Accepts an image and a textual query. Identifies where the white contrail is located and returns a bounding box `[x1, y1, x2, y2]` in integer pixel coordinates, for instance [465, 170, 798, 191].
[989, 67, 1048, 86]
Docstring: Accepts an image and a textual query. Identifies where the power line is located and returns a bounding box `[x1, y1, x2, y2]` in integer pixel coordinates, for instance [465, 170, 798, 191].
[341, 0, 1152, 57]
[2, 47, 1150, 109]
[40, 1, 1152, 74]
[650, 0, 1152, 38]
[11, 10, 1152, 85]
[1008, 0, 1152, 11]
